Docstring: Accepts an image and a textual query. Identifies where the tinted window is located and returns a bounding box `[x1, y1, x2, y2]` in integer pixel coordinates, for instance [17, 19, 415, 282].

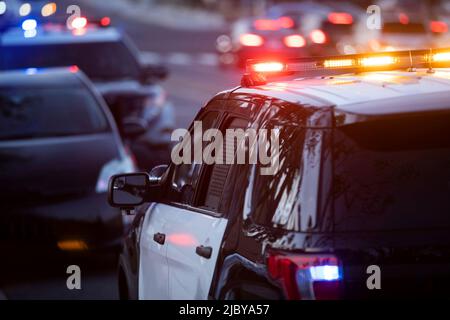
[0, 87, 108, 140]
[1, 42, 139, 80]
[197, 117, 249, 213]
[170, 111, 219, 205]
[333, 112, 450, 232]
[249, 103, 308, 230]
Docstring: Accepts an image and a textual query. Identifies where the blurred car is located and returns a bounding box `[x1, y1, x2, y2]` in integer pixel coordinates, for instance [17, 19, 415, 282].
[0, 22, 175, 171]
[216, 1, 362, 68]
[428, 0, 450, 48]
[216, 15, 311, 68]
[267, 2, 364, 55]
[0, 68, 136, 274]
[216, 3, 325, 68]
[111, 48, 450, 300]
[307, 3, 364, 55]
[354, 11, 434, 52]
[216, 2, 331, 68]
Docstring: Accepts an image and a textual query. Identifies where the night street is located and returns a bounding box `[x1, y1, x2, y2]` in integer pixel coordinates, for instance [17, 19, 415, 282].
[2, 0, 240, 299]
[2, 0, 450, 304]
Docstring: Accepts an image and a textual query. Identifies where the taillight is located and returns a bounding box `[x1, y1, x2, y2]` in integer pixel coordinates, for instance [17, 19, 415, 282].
[278, 16, 295, 29]
[398, 12, 409, 25]
[283, 34, 306, 48]
[69, 65, 79, 73]
[431, 20, 448, 33]
[310, 29, 327, 44]
[267, 252, 342, 300]
[100, 16, 111, 27]
[253, 16, 295, 30]
[328, 12, 353, 25]
[254, 19, 279, 31]
[240, 33, 264, 47]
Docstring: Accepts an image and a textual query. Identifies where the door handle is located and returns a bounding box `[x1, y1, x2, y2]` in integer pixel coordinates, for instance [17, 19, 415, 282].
[153, 232, 165, 245]
[196, 245, 212, 259]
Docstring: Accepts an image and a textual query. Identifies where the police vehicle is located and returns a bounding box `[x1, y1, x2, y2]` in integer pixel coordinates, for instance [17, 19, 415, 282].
[109, 48, 450, 299]
[0, 21, 175, 170]
[0, 67, 136, 282]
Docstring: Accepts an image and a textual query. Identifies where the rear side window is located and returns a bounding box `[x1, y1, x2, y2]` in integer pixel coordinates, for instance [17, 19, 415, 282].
[169, 111, 219, 205]
[249, 103, 309, 230]
[333, 112, 450, 232]
[0, 87, 109, 140]
[196, 117, 249, 213]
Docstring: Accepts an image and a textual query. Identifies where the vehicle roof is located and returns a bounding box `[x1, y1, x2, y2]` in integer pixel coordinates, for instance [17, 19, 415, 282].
[0, 26, 122, 46]
[232, 68, 450, 117]
[266, 2, 331, 17]
[0, 67, 84, 87]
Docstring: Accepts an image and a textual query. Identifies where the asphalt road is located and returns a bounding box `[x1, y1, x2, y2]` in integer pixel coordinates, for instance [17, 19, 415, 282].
[2, 1, 241, 300]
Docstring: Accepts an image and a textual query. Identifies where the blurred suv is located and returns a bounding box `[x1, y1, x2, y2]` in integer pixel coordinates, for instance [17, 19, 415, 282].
[216, 2, 330, 68]
[267, 2, 363, 56]
[0, 24, 175, 170]
[0, 68, 135, 274]
[216, 1, 362, 67]
[216, 15, 311, 68]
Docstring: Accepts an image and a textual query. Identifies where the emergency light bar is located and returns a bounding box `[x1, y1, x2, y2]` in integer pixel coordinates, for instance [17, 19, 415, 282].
[242, 48, 450, 86]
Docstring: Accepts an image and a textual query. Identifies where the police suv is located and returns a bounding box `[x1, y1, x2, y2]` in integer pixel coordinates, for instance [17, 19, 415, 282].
[109, 48, 450, 300]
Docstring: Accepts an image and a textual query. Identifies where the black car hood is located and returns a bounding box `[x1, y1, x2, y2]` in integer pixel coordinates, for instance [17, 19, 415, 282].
[0, 133, 119, 202]
[93, 79, 158, 99]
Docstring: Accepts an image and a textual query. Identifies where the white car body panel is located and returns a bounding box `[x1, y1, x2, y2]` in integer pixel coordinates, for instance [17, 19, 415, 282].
[139, 202, 228, 300]
[139, 203, 169, 299]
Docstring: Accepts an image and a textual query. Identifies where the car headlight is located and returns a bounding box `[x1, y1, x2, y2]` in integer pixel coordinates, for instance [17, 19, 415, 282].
[142, 88, 167, 121]
[95, 156, 136, 193]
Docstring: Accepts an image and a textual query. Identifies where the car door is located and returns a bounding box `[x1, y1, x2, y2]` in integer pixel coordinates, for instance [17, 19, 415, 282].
[139, 202, 170, 299]
[138, 108, 222, 299]
[164, 115, 250, 299]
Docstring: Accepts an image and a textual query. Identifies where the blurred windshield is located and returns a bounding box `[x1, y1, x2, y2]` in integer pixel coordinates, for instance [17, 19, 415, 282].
[333, 112, 450, 232]
[0, 87, 109, 140]
[1, 41, 140, 80]
[321, 21, 354, 36]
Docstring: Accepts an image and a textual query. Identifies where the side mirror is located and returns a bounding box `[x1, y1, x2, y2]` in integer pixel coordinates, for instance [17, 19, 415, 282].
[140, 63, 169, 83]
[149, 164, 169, 184]
[122, 117, 147, 137]
[108, 173, 149, 208]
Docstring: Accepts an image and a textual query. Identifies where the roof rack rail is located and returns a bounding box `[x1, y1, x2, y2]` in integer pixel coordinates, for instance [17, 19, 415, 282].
[241, 47, 450, 87]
